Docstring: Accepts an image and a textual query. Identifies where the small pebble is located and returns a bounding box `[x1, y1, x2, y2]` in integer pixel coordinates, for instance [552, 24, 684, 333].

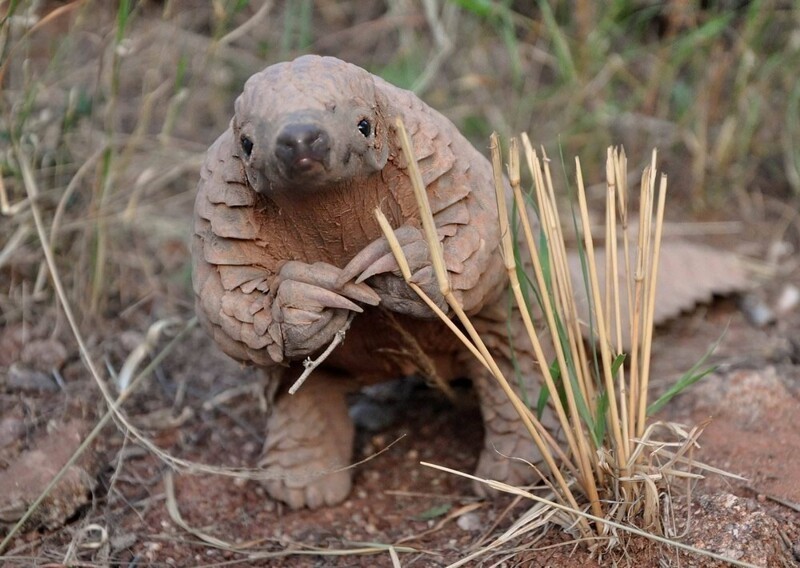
[457, 512, 482, 532]
[20, 339, 67, 372]
[349, 399, 397, 432]
[0, 417, 25, 449]
[738, 293, 775, 327]
[7, 364, 58, 392]
[361, 377, 421, 402]
[775, 284, 800, 315]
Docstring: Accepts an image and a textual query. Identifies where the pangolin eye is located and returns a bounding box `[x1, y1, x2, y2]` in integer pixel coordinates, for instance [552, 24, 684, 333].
[357, 118, 372, 138]
[240, 135, 254, 157]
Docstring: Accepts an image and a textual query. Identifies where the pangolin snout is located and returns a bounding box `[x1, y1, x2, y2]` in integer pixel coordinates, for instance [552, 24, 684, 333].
[275, 123, 330, 174]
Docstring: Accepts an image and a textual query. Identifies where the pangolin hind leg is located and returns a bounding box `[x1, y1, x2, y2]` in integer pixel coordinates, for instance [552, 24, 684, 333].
[466, 301, 562, 493]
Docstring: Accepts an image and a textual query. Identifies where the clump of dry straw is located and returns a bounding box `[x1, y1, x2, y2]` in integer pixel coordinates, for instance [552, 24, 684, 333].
[377, 118, 751, 567]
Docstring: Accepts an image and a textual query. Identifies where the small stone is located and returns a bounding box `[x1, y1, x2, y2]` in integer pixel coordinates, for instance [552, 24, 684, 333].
[0, 416, 25, 448]
[776, 284, 800, 315]
[0, 420, 98, 530]
[110, 533, 137, 552]
[349, 399, 397, 432]
[7, 364, 58, 392]
[20, 339, 67, 372]
[738, 293, 775, 327]
[457, 512, 482, 532]
[361, 377, 421, 402]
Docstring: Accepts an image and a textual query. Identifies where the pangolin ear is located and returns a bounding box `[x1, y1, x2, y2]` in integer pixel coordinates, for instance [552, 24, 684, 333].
[369, 123, 390, 170]
[369, 85, 391, 170]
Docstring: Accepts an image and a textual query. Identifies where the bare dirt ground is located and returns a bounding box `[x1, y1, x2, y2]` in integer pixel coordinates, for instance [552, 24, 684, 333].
[2, 2, 800, 567]
[1, 264, 798, 566]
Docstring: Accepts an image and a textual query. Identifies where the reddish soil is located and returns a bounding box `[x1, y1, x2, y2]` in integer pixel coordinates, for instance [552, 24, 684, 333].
[1, 3, 799, 566]
[1, 272, 799, 567]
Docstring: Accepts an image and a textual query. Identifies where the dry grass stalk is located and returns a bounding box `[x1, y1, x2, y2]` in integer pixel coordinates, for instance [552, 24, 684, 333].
[390, 118, 592, 538]
[500, 137, 679, 530]
[378, 120, 752, 565]
[423, 462, 759, 568]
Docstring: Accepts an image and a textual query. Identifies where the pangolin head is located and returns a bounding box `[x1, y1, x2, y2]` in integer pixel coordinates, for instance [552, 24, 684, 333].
[233, 55, 391, 196]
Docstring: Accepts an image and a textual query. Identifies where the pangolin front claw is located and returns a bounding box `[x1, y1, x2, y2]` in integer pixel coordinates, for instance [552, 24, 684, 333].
[277, 261, 380, 306]
[337, 225, 423, 287]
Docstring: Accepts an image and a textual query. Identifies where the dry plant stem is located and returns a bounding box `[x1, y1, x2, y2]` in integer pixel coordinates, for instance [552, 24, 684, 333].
[0, 175, 29, 216]
[217, 0, 275, 46]
[448, 265, 591, 530]
[424, 462, 762, 568]
[394, 117, 450, 292]
[0, 224, 29, 269]
[520, 150, 603, 516]
[543, 168, 594, 421]
[288, 312, 355, 395]
[0, 172, 11, 214]
[375, 209, 489, 371]
[606, 151, 630, 457]
[0, 0, 86, 87]
[497, 136, 601, 518]
[521, 139, 597, 412]
[500, 139, 578, 457]
[527, 147, 605, 493]
[628, 163, 652, 438]
[636, 160, 656, 433]
[116, 317, 183, 391]
[526, 158, 605, 516]
[610, 149, 640, 434]
[49, 146, 108, 250]
[392, 120, 591, 536]
[0, 149, 197, 551]
[637, 173, 667, 437]
[518, 139, 587, 431]
[412, 0, 454, 95]
[519, 137, 606, 486]
[575, 158, 628, 467]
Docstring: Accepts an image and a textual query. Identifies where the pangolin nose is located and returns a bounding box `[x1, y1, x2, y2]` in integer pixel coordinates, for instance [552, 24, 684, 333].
[275, 124, 330, 169]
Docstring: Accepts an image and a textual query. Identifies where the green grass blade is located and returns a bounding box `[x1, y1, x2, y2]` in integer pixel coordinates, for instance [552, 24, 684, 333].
[647, 327, 727, 416]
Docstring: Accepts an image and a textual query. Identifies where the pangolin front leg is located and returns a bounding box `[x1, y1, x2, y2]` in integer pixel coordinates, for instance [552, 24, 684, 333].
[269, 260, 380, 359]
[337, 225, 447, 318]
[259, 367, 355, 509]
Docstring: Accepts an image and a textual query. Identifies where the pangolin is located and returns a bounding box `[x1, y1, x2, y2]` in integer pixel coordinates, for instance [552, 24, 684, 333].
[192, 56, 548, 508]
[193, 55, 750, 509]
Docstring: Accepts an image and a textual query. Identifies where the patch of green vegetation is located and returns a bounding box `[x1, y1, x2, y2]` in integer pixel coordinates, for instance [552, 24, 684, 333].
[280, 0, 314, 56]
[451, 1, 800, 202]
[371, 55, 426, 92]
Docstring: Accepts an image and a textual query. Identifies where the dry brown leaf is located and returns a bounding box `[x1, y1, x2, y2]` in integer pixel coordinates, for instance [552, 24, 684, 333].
[570, 239, 752, 348]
